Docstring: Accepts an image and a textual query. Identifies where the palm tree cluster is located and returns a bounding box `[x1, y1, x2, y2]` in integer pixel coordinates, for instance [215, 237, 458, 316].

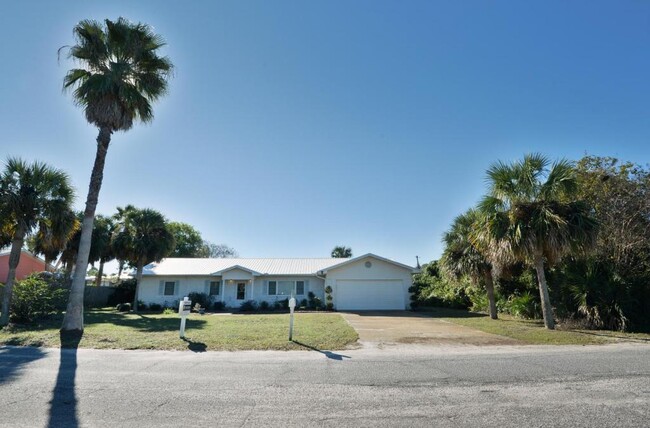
[439, 154, 598, 330]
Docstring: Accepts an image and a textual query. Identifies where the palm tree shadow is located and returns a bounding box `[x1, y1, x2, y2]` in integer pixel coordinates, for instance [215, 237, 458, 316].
[47, 331, 81, 428]
[181, 337, 207, 353]
[291, 340, 351, 361]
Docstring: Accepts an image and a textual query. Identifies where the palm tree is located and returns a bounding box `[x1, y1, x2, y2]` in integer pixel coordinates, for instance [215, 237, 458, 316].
[87, 215, 115, 286]
[28, 210, 79, 270]
[441, 209, 498, 319]
[60, 18, 173, 331]
[111, 206, 175, 312]
[0, 158, 74, 326]
[475, 154, 598, 329]
[331, 246, 353, 258]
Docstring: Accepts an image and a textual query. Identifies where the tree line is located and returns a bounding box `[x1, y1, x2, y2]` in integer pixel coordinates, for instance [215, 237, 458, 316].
[413, 154, 650, 333]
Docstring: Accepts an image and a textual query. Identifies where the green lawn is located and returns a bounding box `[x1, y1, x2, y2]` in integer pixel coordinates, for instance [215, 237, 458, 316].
[421, 307, 650, 345]
[0, 309, 359, 351]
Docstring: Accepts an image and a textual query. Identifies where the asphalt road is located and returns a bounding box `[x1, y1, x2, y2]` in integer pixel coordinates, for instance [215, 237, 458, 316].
[1, 343, 649, 427]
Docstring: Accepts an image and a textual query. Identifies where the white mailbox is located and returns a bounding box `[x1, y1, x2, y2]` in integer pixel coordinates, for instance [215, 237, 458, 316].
[179, 297, 191, 338]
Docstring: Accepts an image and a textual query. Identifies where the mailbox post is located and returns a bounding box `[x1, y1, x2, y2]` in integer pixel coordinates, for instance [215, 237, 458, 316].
[179, 297, 191, 338]
[288, 296, 296, 341]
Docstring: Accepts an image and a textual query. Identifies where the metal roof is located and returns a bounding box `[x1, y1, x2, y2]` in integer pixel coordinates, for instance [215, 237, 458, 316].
[142, 258, 349, 276]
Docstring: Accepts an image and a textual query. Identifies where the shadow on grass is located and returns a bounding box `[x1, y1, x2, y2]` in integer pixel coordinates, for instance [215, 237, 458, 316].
[291, 340, 351, 361]
[0, 344, 46, 385]
[84, 312, 208, 333]
[182, 337, 207, 352]
[47, 330, 81, 428]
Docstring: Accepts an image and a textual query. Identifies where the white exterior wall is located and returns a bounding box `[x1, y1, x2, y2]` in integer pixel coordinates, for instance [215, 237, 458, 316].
[139, 275, 324, 308]
[324, 256, 413, 310]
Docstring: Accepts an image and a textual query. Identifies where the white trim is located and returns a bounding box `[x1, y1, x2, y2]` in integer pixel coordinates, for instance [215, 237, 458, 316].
[320, 253, 419, 274]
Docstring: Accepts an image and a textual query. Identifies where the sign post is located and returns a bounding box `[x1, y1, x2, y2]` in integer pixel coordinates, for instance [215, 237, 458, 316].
[288, 295, 296, 341]
[179, 297, 191, 338]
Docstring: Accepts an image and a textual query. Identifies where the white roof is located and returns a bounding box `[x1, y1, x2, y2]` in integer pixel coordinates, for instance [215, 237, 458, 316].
[143, 258, 348, 276]
[143, 253, 418, 276]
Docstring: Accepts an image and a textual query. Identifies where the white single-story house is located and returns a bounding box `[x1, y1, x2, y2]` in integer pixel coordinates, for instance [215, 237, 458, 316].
[139, 253, 419, 310]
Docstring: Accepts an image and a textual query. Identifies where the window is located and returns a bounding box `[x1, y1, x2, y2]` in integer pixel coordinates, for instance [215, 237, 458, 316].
[268, 280, 306, 296]
[209, 281, 220, 296]
[237, 283, 246, 300]
[164, 281, 175, 296]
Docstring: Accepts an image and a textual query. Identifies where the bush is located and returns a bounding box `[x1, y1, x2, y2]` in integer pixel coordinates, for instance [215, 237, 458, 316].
[239, 300, 258, 312]
[326, 302, 334, 311]
[503, 292, 541, 319]
[187, 292, 209, 309]
[137, 300, 147, 311]
[273, 300, 284, 311]
[107, 279, 136, 306]
[299, 298, 308, 309]
[259, 301, 270, 311]
[148, 303, 163, 312]
[116, 302, 131, 312]
[163, 307, 175, 315]
[212, 301, 226, 311]
[9, 275, 68, 323]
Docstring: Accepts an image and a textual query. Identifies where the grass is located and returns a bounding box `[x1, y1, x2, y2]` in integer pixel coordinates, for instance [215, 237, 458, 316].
[0, 309, 359, 351]
[420, 306, 650, 345]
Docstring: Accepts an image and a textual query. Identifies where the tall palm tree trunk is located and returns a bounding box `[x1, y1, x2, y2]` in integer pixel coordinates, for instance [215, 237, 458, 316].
[0, 230, 26, 326]
[484, 270, 498, 320]
[117, 260, 124, 284]
[95, 259, 105, 287]
[132, 260, 144, 313]
[534, 255, 555, 330]
[62, 127, 112, 332]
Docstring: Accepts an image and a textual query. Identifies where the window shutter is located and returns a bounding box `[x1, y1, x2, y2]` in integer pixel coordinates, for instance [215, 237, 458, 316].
[174, 281, 179, 296]
[158, 281, 164, 295]
[204, 280, 210, 294]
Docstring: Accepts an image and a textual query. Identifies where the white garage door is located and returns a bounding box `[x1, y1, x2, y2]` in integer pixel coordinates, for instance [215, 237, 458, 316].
[336, 280, 405, 310]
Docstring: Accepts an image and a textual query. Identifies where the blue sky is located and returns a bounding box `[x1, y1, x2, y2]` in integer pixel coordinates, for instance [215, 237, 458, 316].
[1, 1, 649, 268]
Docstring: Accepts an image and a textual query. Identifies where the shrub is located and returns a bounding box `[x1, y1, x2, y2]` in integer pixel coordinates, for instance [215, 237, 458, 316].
[273, 300, 284, 311]
[148, 303, 163, 312]
[324, 286, 333, 310]
[503, 292, 541, 319]
[107, 279, 136, 306]
[299, 298, 308, 309]
[116, 302, 131, 312]
[259, 301, 270, 311]
[10, 275, 68, 323]
[137, 300, 147, 311]
[163, 307, 175, 315]
[326, 302, 334, 311]
[212, 301, 226, 311]
[187, 292, 209, 309]
[239, 300, 258, 312]
[311, 297, 323, 310]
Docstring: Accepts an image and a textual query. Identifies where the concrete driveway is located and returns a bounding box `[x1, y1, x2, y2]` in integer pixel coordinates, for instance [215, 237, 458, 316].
[341, 311, 520, 348]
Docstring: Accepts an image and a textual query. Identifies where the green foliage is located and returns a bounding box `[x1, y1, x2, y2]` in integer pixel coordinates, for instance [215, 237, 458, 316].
[187, 292, 209, 309]
[212, 301, 226, 311]
[259, 301, 270, 311]
[162, 307, 175, 315]
[9, 275, 68, 323]
[106, 279, 136, 306]
[502, 292, 541, 319]
[331, 246, 352, 258]
[116, 303, 131, 312]
[167, 222, 205, 257]
[239, 300, 258, 312]
[148, 303, 163, 312]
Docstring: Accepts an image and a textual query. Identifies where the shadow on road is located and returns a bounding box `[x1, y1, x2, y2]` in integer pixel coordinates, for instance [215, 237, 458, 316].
[292, 340, 351, 361]
[0, 344, 46, 385]
[182, 337, 207, 352]
[47, 331, 81, 428]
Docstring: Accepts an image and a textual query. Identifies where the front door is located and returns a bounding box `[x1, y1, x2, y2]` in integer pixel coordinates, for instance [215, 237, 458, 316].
[236, 282, 246, 300]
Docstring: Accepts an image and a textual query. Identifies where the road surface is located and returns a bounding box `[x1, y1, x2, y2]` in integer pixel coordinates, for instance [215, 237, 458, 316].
[0, 343, 648, 427]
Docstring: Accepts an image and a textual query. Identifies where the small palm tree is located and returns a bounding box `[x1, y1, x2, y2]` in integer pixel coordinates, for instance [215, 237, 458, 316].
[111, 206, 175, 312]
[60, 18, 173, 331]
[28, 210, 79, 270]
[331, 246, 353, 258]
[0, 158, 75, 326]
[441, 209, 498, 319]
[475, 154, 598, 329]
[87, 215, 115, 286]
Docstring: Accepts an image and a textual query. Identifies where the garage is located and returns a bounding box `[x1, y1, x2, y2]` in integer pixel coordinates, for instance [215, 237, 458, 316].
[335, 279, 405, 310]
